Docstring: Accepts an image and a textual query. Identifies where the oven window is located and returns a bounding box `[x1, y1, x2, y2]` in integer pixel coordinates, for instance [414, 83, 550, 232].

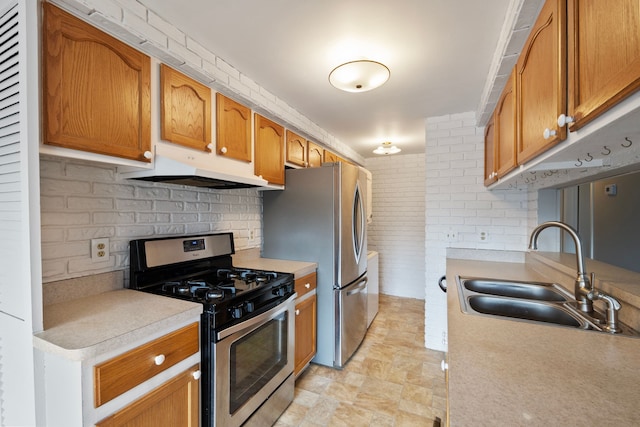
[229, 311, 288, 414]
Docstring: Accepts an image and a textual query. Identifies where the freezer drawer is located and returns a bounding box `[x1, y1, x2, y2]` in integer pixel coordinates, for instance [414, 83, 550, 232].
[335, 274, 368, 368]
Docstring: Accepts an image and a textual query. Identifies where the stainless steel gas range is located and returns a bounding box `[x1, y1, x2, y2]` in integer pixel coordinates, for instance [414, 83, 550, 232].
[129, 232, 295, 427]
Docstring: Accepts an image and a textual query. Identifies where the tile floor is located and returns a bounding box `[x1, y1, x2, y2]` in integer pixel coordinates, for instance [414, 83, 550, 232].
[275, 294, 447, 427]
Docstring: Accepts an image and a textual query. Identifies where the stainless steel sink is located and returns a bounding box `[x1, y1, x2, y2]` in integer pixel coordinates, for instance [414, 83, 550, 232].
[461, 277, 571, 302]
[467, 295, 584, 327]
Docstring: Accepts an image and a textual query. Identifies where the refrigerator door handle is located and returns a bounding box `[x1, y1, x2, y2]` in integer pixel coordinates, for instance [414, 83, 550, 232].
[346, 276, 368, 296]
[352, 181, 366, 263]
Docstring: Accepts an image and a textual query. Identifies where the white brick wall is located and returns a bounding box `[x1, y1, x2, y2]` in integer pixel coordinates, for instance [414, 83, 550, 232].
[424, 112, 530, 351]
[40, 156, 262, 283]
[365, 154, 426, 299]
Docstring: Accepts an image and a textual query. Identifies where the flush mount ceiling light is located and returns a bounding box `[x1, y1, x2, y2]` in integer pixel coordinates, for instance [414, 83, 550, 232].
[329, 60, 390, 93]
[373, 141, 401, 155]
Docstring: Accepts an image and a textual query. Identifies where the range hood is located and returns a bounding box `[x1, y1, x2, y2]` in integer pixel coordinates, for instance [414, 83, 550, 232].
[120, 154, 280, 190]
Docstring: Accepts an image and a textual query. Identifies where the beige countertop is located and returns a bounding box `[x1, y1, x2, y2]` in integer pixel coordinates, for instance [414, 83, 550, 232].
[232, 251, 317, 278]
[33, 289, 202, 361]
[446, 257, 640, 426]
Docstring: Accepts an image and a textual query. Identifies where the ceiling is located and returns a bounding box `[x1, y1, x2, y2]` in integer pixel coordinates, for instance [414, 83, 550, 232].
[139, 0, 512, 158]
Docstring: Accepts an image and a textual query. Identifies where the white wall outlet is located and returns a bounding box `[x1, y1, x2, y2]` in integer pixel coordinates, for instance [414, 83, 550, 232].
[249, 229, 255, 241]
[446, 228, 457, 242]
[479, 231, 489, 242]
[91, 238, 110, 262]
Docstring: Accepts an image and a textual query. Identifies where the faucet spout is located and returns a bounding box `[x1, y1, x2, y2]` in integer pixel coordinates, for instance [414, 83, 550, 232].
[528, 221, 593, 313]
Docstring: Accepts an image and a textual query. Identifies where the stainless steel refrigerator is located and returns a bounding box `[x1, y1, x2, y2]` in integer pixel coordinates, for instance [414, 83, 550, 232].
[262, 162, 368, 368]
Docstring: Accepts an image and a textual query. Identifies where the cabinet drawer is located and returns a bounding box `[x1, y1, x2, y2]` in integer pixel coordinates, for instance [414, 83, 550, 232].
[94, 322, 199, 407]
[295, 273, 317, 299]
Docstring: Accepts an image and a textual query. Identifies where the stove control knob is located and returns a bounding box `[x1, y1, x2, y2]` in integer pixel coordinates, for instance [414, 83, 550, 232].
[231, 306, 244, 319]
[245, 301, 255, 313]
[273, 286, 286, 297]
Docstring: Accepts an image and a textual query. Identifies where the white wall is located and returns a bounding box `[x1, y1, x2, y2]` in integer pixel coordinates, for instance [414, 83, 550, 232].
[424, 112, 530, 351]
[39, 156, 263, 284]
[365, 154, 425, 299]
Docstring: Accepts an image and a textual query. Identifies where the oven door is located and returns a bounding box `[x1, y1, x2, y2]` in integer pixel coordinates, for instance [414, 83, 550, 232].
[214, 294, 295, 427]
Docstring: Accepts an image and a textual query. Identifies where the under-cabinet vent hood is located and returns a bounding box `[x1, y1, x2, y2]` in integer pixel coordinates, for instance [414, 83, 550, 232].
[120, 154, 279, 190]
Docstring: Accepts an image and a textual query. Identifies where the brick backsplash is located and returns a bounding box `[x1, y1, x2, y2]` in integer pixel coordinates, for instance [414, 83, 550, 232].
[40, 155, 262, 284]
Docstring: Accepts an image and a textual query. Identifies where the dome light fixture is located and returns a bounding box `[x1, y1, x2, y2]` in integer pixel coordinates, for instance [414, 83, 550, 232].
[329, 60, 390, 93]
[373, 141, 401, 155]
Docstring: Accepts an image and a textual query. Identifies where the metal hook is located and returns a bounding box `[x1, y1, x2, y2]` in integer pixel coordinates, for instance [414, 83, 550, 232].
[585, 153, 593, 162]
[622, 137, 633, 148]
[601, 146, 611, 155]
[575, 159, 583, 167]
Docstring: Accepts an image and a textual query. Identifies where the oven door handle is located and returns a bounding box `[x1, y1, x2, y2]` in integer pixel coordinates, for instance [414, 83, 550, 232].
[216, 294, 296, 341]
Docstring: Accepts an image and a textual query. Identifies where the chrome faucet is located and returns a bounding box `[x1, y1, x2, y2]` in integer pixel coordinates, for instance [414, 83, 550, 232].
[528, 221, 621, 333]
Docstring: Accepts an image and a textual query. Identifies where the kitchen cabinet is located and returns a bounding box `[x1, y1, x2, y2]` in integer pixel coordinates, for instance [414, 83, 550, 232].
[308, 141, 323, 167]
[286, 130, 308, 167]
[96, 365, 199, 427]
[216, 93, 251, 161]
[484, 113, 497, 186]
[42, 3, 151, 162]
[323, 150, 339, 163]
[485, 66, 517, 186]
[254, 113, 285, 184]
[160, 64, 212, 152]
[294, 272, 317, 376]
[516, 0, 566, 164]
[566, 0, 640, 131]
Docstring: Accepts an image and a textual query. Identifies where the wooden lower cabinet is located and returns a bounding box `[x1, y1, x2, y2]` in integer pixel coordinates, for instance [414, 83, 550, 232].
[96, 365, 200, 427]
[294, 272, 317, 376]
[294, 295, 317, 376]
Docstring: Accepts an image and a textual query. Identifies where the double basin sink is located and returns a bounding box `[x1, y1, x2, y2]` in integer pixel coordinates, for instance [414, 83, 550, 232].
[456, 277, 636, 335]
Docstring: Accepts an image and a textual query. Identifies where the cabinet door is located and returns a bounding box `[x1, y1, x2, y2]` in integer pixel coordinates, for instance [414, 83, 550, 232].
[43, 3, 151, 162]
[286, 130, 307, 167]
[254, 114, 285, 184]
[567, 0, 640, 130]
[323, 150, 338, 163]
[516, 0, 566, 164]
[216, 93, 251, 161]
[160, 64, 211, 151]
[484, 113, 497, 186]
[96, 365, 199, 427]
[496, 68, 517, 177]
[294, 295, 317, 376]
[307, 141, 323, 168]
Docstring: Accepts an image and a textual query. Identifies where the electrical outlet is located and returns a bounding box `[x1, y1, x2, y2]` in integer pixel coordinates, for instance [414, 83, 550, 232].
[479, 231, 489, 242]
[91, 238, 110, 262]
[446, 228, 457, 242]
[249, 229, 255, 241]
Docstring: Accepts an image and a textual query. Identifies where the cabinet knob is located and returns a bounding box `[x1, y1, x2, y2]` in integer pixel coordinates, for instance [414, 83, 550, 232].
[207, 143, 215, 150]
[441, 360, 448, 372]
[220, 146, 228, 154]
[295, 309, 300, 316]
[192, 370, 201, 380]
[543, 128, 557, 139]
[305, 283, 310, 289]
[154, 354, 166, 366]
[143, 151, 153, 159]
[557, 114, 575, 127]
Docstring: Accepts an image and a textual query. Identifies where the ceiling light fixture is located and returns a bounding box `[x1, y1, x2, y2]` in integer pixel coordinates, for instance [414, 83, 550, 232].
[329, 60, 390, 93]
[373, 141, 401, 155]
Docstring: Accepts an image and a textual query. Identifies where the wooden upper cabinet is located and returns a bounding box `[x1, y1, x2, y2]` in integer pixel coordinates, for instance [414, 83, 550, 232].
[216, 93, 251, 161]
[484, 113, 497, 186]
[307, 141, 323, 168]
[567, 0, 640, 131]
[323, 150, 338, 163]
[43, 3, 151, 162]
[286, 130, 307, 167]
[160, 64, 211, 151]
[495, 67, 517, 177]
[254, 114, 285, 185]
[516, 0, 566, 165]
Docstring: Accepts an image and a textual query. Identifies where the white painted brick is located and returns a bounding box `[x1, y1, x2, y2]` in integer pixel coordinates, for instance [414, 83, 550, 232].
[171, 213, 199, 223]
[122, 9, 167, 47]
[68, 197, 114, 210]
[116, 199, 154, 210]
[94, 183, 136, 197]
[155, 224, 187, 235]
[148, 11, 185, 44]
[67, 227, 116, 241]
[217, 58, 241, 80]
[168, 38, 202, 67]
[41, 179, 91, 195]
[113, 0, 147, 20]
[42, 212, 91, 226]
[41, 228, 65, 243]
[186, 37, 218, 65]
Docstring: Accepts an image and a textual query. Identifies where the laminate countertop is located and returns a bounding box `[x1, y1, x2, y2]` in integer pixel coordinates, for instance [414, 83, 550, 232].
[446, 257, 640, 426]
